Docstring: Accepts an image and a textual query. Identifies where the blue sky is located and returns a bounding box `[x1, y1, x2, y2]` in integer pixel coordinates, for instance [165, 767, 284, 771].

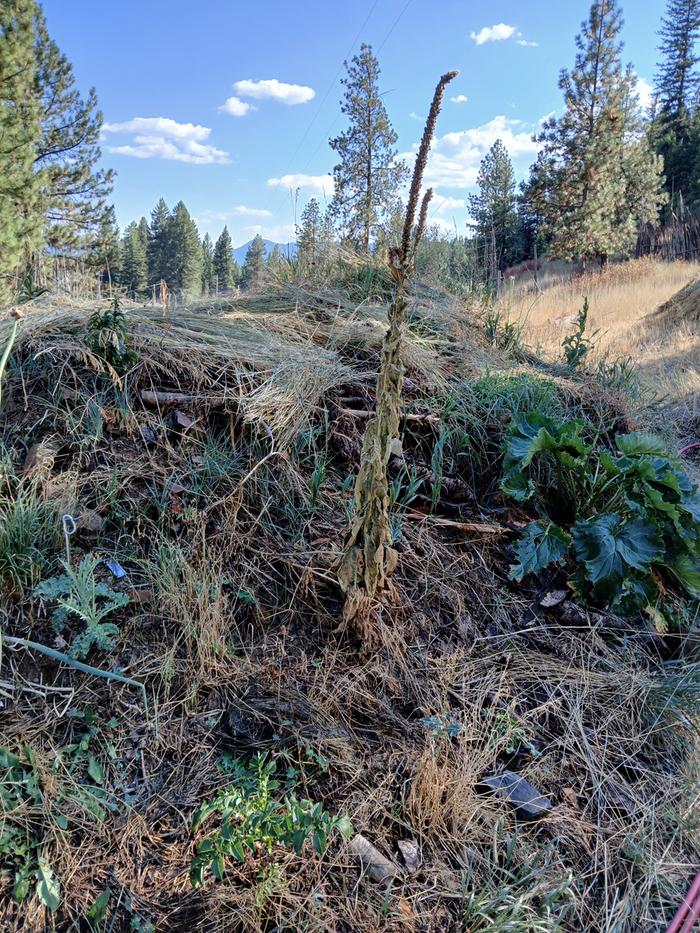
[41, 0, 666, 248]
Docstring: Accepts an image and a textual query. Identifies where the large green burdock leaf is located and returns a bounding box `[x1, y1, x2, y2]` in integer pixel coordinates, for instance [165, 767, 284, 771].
[509, 521, 571, 581]
[615, 433, 672, 458]
[501, 414, 589, 502]
[572, 513, 662, 602]
[664, 553, 700, 596]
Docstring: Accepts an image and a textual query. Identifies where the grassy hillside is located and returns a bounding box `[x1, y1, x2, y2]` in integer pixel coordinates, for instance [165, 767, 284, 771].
[0, 269, 698, 932]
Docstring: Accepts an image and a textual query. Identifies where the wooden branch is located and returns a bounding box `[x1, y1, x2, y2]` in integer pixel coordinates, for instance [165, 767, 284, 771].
[140, 389, 227, 407]
[338, 407, 440, 424]
[405, 511, 506, 534]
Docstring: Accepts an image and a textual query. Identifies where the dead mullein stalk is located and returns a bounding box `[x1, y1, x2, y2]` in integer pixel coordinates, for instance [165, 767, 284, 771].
[338, 70, 458, 631]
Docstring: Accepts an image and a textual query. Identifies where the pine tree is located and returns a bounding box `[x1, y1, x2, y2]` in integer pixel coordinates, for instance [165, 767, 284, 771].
[148, 199, 170, 286]
[652, 0, 700, 201]
[656, 0, 700, 116]
[535, 0, 665, 265]
[33, 5, 113, 255]
[267, 244, 284, 275]
[166, 201, 202, 298]
[296, 198, 330, 275]
[467, 140, 522, 275]
[0, 0, 42, 305]
[213, 226, 236, 290]
[329, 44, 408, 252]
[120, 221, 148, 295]
[201, 233, 214, 294]
[241, 234, 266, 290]
[92, 205, 120, 287]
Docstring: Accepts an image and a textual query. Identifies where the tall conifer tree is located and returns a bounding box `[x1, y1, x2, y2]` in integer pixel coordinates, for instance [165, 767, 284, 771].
[241, 234, 266, 290]
[213, 226, 235, 289]
[201, 233, 214, 294]
[33, 5, 113, 254]
[148, 199, 170, 285]
[329, 44, 408, 252]
[0, 0, 42, 304]
[120, 221, 148, 295]
[534, 0, 665, 265]
[652, 0, 700, 201]
[166, 201, 202, 298]
[467, 140, 521, 275]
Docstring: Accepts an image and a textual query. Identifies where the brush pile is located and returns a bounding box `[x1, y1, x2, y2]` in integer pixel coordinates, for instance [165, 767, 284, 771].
[0, 284, 698, 932]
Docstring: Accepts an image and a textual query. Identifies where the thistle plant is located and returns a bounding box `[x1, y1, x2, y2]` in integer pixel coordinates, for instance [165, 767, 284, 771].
[337, 70, 458, 630]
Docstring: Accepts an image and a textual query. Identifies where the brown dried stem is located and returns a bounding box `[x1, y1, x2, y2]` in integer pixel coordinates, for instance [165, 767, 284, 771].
[338, 70, 458, 634]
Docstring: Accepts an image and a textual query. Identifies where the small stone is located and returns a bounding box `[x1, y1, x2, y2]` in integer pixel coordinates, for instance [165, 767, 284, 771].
[349, 834, 402, 882]
[539, 590, 568, 608]
[480, 770, 552, 819]
[397, 839, 422, 873]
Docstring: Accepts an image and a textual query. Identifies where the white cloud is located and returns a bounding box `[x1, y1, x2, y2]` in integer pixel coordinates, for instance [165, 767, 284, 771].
[470, 23, 538, 48]
[635, 74, 653, 110]
[242, 222, 296, 243]
[409, 111, 422, 120]
[102, 117, 229, 164]
[470, 23, 517, 44]
[219, 95, 253, 117]
[401, 115, 539, 189]
[433, 195, 465, 213]
[196, 206, 273, 227]
[266, 173, 334, 197]
[234, 78, 315, 105]
[451, 94, 469, 104]
[233, 205, 272, 217]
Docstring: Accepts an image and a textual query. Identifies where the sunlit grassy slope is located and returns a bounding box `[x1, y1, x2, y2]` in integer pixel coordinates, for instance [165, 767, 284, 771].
[505, 258, 700, 433]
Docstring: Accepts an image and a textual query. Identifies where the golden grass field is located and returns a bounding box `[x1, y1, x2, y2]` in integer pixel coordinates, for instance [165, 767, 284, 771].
[505, 258, 700, 436]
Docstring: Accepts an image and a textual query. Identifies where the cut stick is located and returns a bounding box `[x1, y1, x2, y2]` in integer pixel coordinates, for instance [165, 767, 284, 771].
[338, 407, 440, 424]
[404, 511, 506, 534]
[140, 389, 227, 407]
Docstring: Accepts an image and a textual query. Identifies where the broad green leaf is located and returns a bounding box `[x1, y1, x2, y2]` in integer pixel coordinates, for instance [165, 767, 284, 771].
[87, 887, 112, 923]
[680, 488, 700, 523]
[0, 747, 20, 769]
[87, 754, 104, 785]
[509, 521, 572, 581]
[501, 414, 589, 502]
[616, 433, 673, 458]
[36, 858, 61, 911]
[335, 815, 354, 839]
[572, 514, 662, 601]
[13, 872, 30, 902]
[665, 554, 700, 596]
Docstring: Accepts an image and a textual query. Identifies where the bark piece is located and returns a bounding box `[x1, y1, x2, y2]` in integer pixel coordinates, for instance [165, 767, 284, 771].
[348, 834, 402, 882]
[480, 770, 552, 819]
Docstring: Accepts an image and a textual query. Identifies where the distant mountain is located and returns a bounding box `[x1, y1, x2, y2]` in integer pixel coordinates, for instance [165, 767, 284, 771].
[233, 239, 297, 265]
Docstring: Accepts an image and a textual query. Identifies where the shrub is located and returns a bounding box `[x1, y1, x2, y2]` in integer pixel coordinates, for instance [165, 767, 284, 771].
[34, 555, 128, 659]
[561, 297, 597, 369]
[502, 413, 700, 616]
[189, 754, 353, 887]
[86, 299, 138, 374]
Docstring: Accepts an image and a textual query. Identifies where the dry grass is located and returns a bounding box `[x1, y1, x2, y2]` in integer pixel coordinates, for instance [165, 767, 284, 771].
[500, 258, 700, 448]
[0, 282, 698, 932]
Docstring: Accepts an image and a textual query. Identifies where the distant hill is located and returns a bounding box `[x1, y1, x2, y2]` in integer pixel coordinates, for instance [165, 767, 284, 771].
[233, 239, 297, 265]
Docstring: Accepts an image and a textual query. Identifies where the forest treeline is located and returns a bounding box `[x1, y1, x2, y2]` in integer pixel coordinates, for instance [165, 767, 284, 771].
[1, 0, 699, 305]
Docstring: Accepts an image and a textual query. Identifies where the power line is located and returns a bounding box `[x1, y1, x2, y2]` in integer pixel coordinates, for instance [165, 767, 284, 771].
[293, 0, 416, 195]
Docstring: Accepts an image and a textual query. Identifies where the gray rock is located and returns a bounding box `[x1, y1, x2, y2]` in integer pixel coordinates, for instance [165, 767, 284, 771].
[480, 770, 552, 818]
